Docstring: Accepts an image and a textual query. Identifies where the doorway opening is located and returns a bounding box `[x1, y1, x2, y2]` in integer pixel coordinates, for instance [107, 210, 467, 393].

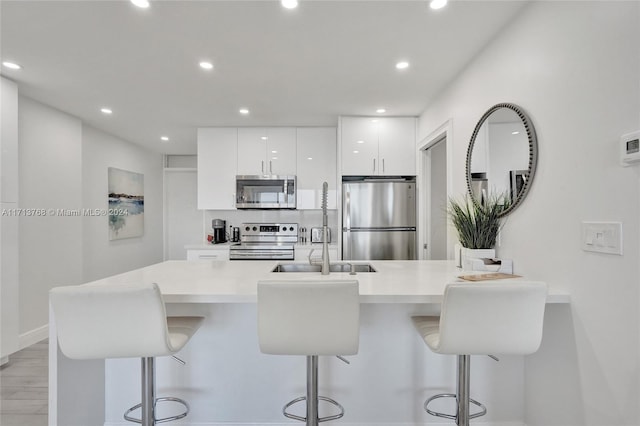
[418, 121, 452, 260]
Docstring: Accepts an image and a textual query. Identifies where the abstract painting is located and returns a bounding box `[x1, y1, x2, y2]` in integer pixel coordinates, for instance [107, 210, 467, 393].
[108, 167, 144, 240]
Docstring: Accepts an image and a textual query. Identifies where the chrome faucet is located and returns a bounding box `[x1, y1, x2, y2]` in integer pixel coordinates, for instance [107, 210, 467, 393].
[308, 182, 331, 275]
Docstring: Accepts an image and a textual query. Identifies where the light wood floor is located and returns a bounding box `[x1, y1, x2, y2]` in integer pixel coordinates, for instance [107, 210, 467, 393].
[0, 339, 48, 426]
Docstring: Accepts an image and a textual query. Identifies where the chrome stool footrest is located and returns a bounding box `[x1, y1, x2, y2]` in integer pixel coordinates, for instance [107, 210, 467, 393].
[124, 397, 190, 424]
[283, 395, 345, 423]
[424, 393, 487, 421]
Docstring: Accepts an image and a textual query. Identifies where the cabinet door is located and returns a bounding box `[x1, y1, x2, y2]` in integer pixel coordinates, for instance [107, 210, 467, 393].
[266, 128, 297, 175]
[197, 128, 238, 209]
[377, 117, 416, 175]
[237, 128, 268, 175]
[1, 78, 18, 203]
[296, 128, 337, 209]
[341, 117, 379, 175]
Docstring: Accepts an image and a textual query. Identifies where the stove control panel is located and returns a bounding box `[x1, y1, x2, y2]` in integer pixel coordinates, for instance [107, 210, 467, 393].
[240, 223, 298, 243]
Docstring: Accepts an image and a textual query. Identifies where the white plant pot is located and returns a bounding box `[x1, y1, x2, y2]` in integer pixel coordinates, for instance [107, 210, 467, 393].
[460, 247, 496, 271]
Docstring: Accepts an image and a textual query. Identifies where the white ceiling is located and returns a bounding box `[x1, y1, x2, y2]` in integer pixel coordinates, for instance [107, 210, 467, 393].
[0, 0, 529, 155]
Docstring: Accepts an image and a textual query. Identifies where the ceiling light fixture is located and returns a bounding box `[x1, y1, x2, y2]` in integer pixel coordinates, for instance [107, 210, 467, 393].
[130, 0, 150, 9]
[281, 0, 298, 9]
[100, 108, 113, 114]
[376, 108, 386, 114]
[396, 61, 410, 70]
[430, 0, 447, 10]
[239, 108, 250, 115]
[199, 61, 213, 70]
[2, 61, 21, 70]
[161, 136, 169, 141]
[512, 131, 520, 135]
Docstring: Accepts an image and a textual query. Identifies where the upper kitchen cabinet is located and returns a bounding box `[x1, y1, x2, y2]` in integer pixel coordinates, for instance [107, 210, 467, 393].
[197, 128, 237, 210]
[340, 116, 416, 176]
[237, 128, 296, 176]
[296, 128, 337, 209]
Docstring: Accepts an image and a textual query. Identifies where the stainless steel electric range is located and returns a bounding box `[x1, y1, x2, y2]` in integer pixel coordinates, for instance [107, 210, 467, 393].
[229, 223, 298, 260]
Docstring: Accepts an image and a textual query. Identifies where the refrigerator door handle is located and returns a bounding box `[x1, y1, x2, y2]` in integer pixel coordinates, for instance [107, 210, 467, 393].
[345, 191, 352, 260]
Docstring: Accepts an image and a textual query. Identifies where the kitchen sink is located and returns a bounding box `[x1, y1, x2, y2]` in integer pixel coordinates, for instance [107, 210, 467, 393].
[271, 263, 377, 273]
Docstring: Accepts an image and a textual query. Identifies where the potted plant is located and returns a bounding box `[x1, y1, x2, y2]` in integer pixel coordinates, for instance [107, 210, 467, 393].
[448, 192, 510, 269]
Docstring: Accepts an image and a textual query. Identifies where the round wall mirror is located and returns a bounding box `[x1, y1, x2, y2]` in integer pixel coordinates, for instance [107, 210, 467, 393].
[465, 103, 538, 217]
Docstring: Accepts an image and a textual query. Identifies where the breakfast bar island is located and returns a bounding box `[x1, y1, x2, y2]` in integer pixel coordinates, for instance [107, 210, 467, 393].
[49, 260, 569, 426]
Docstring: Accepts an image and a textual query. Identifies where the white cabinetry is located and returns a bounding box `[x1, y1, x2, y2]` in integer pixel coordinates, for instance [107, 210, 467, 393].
[341, 117, 416, 175]
[237, 128, 296, 176]
[296, 128, 337, 209]
[1, 77, 19, 361]
[186, 247, 230, 261]
[197, 128, 237, 210]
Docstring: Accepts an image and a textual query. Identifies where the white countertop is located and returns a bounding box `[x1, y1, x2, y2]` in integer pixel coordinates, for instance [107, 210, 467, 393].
[82, 260, 570, 304]
[185, 242, 338, 250]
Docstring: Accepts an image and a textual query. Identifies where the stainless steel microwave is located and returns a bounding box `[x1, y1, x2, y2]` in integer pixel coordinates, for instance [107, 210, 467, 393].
[235, 175, 296, 209]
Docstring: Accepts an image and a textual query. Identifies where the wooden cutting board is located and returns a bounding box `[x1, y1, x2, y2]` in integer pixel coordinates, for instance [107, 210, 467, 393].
[458, 273, 522, 281]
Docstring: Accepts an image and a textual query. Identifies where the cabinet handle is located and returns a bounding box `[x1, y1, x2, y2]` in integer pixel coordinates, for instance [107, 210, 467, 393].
[382, 158, 385, 173]
[269, 160, 273, 174]
[373, 158, 376, 173]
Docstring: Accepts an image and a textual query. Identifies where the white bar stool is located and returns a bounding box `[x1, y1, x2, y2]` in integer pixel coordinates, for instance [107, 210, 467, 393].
[50, 282, 204, 426]
[257, 279, 360, 426]
[412, 281, 547, 426]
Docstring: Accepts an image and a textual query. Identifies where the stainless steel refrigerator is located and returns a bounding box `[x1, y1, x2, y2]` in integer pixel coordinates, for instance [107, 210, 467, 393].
[342, 178, 416, 260]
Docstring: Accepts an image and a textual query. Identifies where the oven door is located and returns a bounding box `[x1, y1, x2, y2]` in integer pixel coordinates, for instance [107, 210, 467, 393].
[229, 244, 294, 260]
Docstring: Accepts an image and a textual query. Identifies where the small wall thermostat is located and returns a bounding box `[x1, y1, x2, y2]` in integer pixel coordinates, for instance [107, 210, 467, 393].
[621, 130, 640, 166]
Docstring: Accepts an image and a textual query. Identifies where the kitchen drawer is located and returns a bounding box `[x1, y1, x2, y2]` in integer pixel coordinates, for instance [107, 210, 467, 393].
[186, 248, 229, 261]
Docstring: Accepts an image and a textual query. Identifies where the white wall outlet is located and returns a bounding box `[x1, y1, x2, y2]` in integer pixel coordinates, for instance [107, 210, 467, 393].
[581, 221, 623, 255]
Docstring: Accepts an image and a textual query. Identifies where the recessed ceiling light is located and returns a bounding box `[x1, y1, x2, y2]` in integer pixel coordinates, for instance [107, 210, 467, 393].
[512, 131, 520, 135]
[261, 136, 268, 140]
[353, 150, 359, 154]
[271, 150, 277, 153]
[100, 108, 113, 114]
[2, 61, 21, 70]
[430, 0, 448, 10]
[357, 140, 365, 144]
[199, 61, 213, 70]
[376, 108, 386, 114]
[130, 0, 150, 8]
[161, 136, 170, 142]
[396, 61, 410, 70]
[281, 0, 298, 9]
[239, 108, 250, 115]
[307, 157, 313, 160]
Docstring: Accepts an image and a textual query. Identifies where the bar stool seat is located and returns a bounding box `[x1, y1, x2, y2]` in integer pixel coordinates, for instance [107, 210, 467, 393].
[412, 281, 547, 426]
[50, 282, 204, 426]
[257, 279, 360, 426]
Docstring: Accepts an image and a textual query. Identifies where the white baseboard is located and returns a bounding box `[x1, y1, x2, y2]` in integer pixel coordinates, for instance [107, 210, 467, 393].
[19, 324, 48, 349]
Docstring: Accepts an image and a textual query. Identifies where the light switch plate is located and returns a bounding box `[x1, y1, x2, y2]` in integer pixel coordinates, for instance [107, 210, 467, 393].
[581, 221, 623, 255]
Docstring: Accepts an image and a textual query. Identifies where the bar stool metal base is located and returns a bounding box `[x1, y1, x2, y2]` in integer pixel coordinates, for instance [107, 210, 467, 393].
[423, 355, 487, 426]
[123, 357, 190, 426]
[424, 393, 486, 423]
[282, 355, 345, 426]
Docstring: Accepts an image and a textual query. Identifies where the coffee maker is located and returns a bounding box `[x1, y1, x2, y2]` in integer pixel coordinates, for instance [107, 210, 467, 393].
[211, 219, 227, 244]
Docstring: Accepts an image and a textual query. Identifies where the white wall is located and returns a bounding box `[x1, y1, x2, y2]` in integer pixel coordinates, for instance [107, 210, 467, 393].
[418, 2, 640, 425]
[82, 125, 163, 281]
[16, 97, 164, 350]
[18, 96, 83, 338]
